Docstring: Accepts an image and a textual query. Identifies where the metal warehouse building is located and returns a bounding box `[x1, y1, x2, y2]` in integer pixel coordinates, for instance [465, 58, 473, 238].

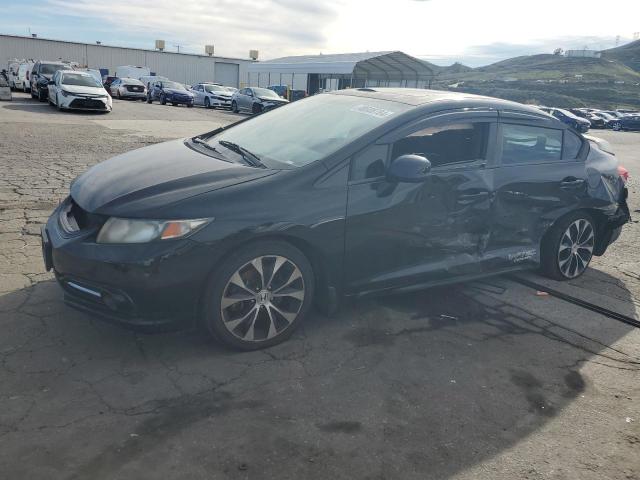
[247, 51, 437, 94]
[0, 34, 253, 87]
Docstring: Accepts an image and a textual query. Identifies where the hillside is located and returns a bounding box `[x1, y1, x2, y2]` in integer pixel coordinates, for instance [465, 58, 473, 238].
[438, 53, 640, 83]
[431, 43, 640, 109]
[601, 39, 640, 72]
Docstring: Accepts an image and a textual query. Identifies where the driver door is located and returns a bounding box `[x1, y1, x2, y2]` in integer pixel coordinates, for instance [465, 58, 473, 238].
[344, 110, 498, 293]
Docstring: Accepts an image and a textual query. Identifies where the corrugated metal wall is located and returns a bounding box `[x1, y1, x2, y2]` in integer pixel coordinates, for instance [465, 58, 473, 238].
[1, 35, 251, 87]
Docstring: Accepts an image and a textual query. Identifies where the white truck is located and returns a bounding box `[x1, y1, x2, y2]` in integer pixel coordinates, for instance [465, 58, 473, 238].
[115, 65, 151, 80]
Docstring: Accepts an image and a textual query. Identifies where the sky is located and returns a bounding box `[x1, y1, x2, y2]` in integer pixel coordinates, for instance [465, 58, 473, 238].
[1, 0, 639, 67]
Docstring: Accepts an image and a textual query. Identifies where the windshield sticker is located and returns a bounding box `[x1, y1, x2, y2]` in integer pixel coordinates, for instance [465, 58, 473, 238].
[350, 104, 396, 119]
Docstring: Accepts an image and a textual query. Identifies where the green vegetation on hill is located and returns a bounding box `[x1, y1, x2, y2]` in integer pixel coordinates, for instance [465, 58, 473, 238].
[430, 42, 640, 108]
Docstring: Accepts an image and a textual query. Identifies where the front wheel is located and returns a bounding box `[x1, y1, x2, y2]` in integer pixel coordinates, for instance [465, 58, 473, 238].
[38, 88, 46, 102]
[252, 102, 263, 114]
[612, 122, 622, 131]
[203, 241, 315, 350]
[160, 94, 167, 105]
[231, 100, 238, 113]
[540, 212, 595, 280]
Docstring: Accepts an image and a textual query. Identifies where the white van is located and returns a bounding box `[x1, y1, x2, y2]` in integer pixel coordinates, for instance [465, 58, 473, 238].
[115, 65, 151, 80]
[16, 62, 34, 91]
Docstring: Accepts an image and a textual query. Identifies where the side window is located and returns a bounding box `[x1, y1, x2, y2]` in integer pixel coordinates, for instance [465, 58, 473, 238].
[391, 122, 490, 168]
[350, 144, 389, 181]
[563, 130, 583, 159]
[501, 124, 562, 164]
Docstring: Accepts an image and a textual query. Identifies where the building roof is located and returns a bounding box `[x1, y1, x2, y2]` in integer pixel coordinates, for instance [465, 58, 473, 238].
[248, 51, 437, 79]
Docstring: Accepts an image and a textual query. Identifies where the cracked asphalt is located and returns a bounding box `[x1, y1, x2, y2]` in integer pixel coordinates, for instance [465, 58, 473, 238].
[1, 93, 639, 480]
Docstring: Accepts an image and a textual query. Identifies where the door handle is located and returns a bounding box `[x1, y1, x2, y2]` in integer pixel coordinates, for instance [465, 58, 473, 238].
[560, 178, 585, 189]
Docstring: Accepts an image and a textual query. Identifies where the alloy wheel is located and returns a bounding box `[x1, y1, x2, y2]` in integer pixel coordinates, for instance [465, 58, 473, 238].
[557, 218, 594, 278]
[220, 255, 305, 342]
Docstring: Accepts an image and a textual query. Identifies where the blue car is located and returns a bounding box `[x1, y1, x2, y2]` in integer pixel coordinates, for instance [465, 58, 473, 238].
[540, 107, 590, 133]
[147, 80, 194, 107]
[612, 115, 640, 131]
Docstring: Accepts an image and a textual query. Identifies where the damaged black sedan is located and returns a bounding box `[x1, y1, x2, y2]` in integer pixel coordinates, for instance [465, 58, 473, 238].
[42, 89, 631, 349]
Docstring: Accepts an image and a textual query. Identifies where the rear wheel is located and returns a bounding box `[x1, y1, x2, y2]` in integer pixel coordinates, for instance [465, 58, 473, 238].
[203, 241, 315, 350]
[540, 211, 595, 280]
[161, 94, 167, 105]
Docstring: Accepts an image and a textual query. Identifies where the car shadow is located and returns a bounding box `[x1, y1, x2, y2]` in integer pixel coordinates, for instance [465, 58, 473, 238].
[3, 101, 109, 115]
[0, 267, 637, 479]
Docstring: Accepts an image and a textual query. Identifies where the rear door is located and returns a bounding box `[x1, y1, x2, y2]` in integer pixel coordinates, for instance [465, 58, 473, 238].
[488, 110, 587, 268]
[344, 109, 498, 293]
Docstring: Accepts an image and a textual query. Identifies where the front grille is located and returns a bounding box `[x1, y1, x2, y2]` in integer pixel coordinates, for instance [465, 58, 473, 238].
[69, 98, 107, 110]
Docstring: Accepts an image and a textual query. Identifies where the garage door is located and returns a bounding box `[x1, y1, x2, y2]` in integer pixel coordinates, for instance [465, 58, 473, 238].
[215, 62, 239, 88]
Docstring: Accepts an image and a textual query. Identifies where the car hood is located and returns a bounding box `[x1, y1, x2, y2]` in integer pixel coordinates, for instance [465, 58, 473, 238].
[210, 91, 232, 97]
[71, 139, 278, 217]
[164, 88, 192, 96]
[61, 84, 107, 95]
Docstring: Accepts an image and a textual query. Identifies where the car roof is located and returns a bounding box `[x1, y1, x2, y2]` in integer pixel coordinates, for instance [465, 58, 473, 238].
[329, 88, 546, 115]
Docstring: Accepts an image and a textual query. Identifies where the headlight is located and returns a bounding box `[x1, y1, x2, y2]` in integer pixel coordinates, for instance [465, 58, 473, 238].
[96, 217, 211, 244]
[61, 90, 73, 97]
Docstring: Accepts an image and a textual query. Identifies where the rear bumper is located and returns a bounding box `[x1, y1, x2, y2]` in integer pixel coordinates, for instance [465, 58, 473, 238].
[595, 189, 631, 255]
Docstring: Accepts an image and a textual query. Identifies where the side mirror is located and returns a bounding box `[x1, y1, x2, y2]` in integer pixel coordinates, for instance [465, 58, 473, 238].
[386, 154, 432, 183]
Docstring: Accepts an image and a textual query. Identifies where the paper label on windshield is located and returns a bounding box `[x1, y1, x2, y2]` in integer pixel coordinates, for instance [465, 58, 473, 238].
[350, 104, 396, 119]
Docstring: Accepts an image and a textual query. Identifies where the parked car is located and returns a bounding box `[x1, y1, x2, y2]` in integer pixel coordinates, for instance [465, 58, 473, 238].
[190, 83, 233, 109]
[41, 89, 630, 349]
[102, 76, 118, 94]
[231, 87, 289, 114]
[611, 115, 640, 131]
[585, 112, 607, 129]
[147, 80, 194, 106]
[47, 70, 112, 112]
[539, 107, 590, 132]
[109, 77, 146, 100]
[30, 61, 71, 101]
[14, 61, 34, 92]
[591, 111, 617, 129]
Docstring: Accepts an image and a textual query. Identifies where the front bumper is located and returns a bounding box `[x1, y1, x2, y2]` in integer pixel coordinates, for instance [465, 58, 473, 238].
[42, 203, 221, 329]
[166, 96, 194, 105]
[61, 95, 111, 111]
[211, 97, 232, 108]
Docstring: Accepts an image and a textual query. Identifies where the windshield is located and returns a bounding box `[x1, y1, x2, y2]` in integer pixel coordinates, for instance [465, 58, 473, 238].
[41, 64, 67, 75]
[208, 94, 410, 168]
[162, 81, 185, 90]
[205, 84, 227, 93]
[61, 73, 102, 87]
[252, 88, 280, 98]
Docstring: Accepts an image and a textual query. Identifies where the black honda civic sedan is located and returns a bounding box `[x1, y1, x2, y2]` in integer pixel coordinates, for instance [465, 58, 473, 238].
[42, 89, 631, 349]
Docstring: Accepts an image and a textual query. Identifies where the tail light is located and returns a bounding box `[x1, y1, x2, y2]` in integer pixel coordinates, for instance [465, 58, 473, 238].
[618, 165, 629, 184]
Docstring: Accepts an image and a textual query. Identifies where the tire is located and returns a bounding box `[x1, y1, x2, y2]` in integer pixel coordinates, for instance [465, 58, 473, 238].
[187, 103, 193, 108]
[613, 122, 621, 131]
[56, 94, 63, 111]
[23, 84, 29, 93]
[203, 241, 315, 350]
[38, 88, 46, 102]
[204, 97, 211, 109]
[252, 103, 263, 114]
[116, 90, 121, 99]
[160, 95, 167, 105]
[540, 211, 596, 281]
[231, 100, 238, 113]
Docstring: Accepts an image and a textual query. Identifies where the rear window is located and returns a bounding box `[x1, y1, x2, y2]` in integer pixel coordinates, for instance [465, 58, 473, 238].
[501, 124, 563, 164]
